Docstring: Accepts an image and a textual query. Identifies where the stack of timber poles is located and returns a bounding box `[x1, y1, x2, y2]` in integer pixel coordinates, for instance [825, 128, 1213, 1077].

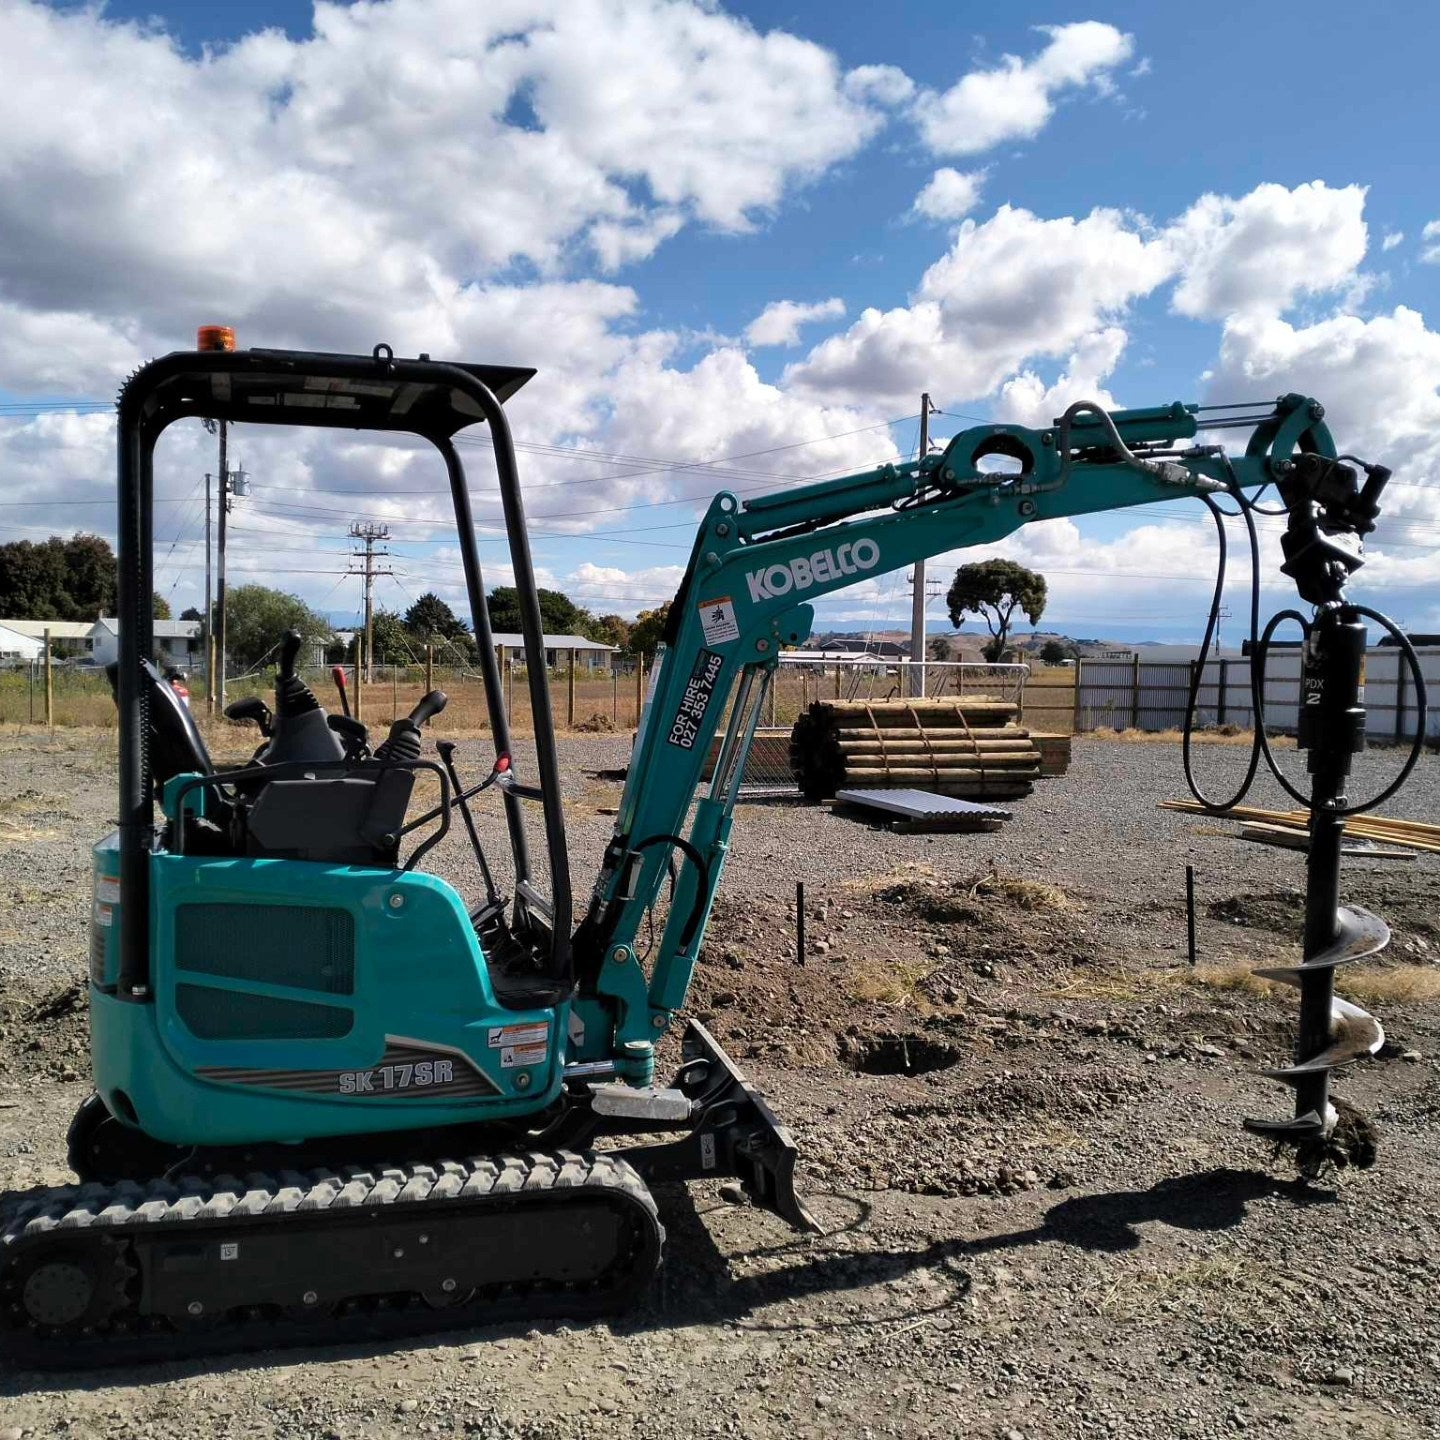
[1161, 799, 1440, 855]
[791, 698, 1066, 802]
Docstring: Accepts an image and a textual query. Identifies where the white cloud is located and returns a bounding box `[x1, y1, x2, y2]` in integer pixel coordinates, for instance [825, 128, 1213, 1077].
[1207, 305, 1440, 594]
[1422, 220, 1440, 265]
[1382, 231, 1405, 252]
[0, 0, 891, 393]
[786, 204, 1173, 410]
[744, 297, 847, 347]
[564, 561, 687, 612]
[843, 64, 916, 108]
[912, 168, 985, 222]
[914, 22, 1134, 157]
[1167, 182, 1369, 319]
[992, 328, 1127, 428]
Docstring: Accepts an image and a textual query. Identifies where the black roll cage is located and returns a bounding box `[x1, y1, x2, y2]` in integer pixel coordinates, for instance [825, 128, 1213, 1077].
[114, 343, 572, 1000]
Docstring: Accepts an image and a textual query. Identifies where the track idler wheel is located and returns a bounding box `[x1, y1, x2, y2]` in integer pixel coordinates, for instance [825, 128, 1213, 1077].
[5, 1240, 129, 1335]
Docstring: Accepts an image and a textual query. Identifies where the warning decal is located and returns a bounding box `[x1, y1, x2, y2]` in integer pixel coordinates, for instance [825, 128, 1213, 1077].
[488, 1022, 548, 1050]
[698, 596, 740, 647]
[501, 1043, 548, 1069]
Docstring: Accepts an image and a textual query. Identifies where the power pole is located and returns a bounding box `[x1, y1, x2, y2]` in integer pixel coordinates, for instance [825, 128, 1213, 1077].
[204, 472, 213, 713]
[216, 424, 228, 712]
[213, 434, 249, 713]
[909, 392, 933, 697]
[348, 522, 392, 681]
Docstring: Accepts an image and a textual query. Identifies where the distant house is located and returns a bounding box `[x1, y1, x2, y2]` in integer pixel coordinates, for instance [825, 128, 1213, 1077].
[90, 618, 204, 669]
[0, 623, 43, 662]
[491, 633, 617, 672]
[0, 619, 97, 660]
[815, 638, 910, 659]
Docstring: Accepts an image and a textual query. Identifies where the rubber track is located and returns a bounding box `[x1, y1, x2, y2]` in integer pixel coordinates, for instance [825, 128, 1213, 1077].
[0, 1151, 662, 1370]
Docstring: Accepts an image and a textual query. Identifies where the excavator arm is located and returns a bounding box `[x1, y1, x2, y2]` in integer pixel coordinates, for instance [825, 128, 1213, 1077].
[572, 395, 1340, 1064]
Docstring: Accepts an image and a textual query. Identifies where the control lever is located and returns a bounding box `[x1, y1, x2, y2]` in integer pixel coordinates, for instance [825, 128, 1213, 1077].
[436, 740, 502, 913]
[331, 665, 352, 718]
[373, 690, 449, 764]
[223, 696, 273, 737]
[278, 628, 303, 680]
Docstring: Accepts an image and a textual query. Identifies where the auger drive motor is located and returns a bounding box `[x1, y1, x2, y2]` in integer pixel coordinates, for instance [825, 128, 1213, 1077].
[0, 345, 1422, 1367]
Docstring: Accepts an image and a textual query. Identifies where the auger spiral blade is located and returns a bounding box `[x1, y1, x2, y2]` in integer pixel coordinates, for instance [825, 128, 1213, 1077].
[1251, 904, 1390, 982]
[1260, 993, 1384, 1082]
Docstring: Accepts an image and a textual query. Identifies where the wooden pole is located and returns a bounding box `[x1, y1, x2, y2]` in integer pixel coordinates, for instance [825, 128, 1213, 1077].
[567, 648, 576, 729]
[390, 656, 398, 722]
[634, 655, 645, 727]
[353, 633, 364, 723]
[425, 643, 433, 696]
[1072, 658, 1084, 734]
[1217, 657, 1229, 727]
[504, 647, 514, 719]
[43, 628, 53, 727]
[1130, 653, 1142, 730]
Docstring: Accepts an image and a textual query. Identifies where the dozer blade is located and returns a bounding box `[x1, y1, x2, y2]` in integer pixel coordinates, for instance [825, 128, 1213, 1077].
[1252, 904, 1390, 981]
[1262, 996, 1384, 1083]
[620, 1020, 822, 1235]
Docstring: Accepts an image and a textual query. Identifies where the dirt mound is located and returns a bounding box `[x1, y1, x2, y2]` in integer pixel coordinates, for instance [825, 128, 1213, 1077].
[0, 972, 89, 1082]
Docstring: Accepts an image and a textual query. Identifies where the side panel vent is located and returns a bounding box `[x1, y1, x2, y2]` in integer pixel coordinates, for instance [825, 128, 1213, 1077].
[175, 903, 355, 995]
[176, 984, 353, 1041]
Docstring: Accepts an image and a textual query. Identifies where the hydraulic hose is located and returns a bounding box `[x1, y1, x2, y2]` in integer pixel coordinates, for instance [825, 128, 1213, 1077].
[1181, 489, 1428, 818]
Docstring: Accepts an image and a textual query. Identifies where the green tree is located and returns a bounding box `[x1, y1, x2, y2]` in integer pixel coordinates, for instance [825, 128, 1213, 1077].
[591, 613, 631, 649]
[486, 586, 595, 638]
[224, 584, 332, 670]
[0, 533, 116, 620]
[369, 608, 412, 662]
[1039, 637, 1078, 665]
[946, 559, 1047, 663]
[153, 592, 172, 620]
[403, 592, 472, 655]
[627, 603, 671, 661]
[180, 606, 204, 622]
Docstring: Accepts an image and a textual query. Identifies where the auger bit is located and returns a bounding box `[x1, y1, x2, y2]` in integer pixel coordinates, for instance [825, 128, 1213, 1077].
[1243, 453, 1395, 1176]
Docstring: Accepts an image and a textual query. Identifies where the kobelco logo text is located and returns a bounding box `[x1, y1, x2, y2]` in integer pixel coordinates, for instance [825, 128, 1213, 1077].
[745, 539, 880, 603]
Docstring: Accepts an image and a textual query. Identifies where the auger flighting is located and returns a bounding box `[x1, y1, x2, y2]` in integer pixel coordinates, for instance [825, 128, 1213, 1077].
[1238, 448, 1428, 1174]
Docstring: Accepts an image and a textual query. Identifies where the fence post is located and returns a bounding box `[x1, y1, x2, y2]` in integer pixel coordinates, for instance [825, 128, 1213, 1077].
[834, 662, 842, 700]
[1217, 657, 1228, 727]
[612, 667, 618, 724]
[634, 656, 645, 728]
[567, 649, 576, 729]
[353, 634, 364, 724]
[504, 647, 514, 719]
[1395, 647, 1407, 741]
[390, 657, 398, 722]
[43, 629, 53, 727]
[1072, 658, 1084, 734]
[768, 670, 777, 726]
[1130, 653, 1141, 729]
[425, 643, 433, 696]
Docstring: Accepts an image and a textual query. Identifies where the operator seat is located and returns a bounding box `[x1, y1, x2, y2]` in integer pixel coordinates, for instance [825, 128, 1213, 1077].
[106, 660, 213, 796]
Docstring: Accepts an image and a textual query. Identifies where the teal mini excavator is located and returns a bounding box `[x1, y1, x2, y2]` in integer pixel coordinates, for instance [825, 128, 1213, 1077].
[0, 342, 1425, 1366]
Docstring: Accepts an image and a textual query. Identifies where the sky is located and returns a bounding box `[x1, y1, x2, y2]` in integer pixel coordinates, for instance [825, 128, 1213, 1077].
[1, 0, 1438, 644]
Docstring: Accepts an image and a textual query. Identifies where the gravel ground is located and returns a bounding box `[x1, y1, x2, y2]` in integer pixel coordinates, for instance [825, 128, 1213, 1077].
[0, 725, 1438, 1438]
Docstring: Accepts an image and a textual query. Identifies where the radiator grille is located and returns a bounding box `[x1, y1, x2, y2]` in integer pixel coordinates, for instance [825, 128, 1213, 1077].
[176, 983, 353, 1040]
[175, 903, 355, 995]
